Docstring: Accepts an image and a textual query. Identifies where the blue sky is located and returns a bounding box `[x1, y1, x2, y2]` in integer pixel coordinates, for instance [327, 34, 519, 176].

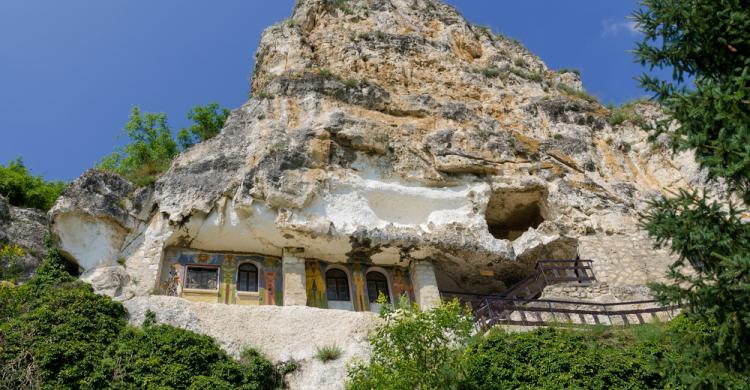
[0, 0, 651, 181]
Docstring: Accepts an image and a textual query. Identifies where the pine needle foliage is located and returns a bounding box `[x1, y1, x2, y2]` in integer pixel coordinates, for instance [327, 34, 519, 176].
[634, 0, 750, 383]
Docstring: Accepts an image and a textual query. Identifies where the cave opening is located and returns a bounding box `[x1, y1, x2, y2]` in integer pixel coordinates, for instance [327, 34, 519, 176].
[486, 188, 548, 241]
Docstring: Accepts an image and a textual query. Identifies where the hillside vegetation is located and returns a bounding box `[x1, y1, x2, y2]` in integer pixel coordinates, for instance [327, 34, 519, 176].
[0, 244, 283, 390]
[0, 158, 65, 211]
[347, 300, 750, 389]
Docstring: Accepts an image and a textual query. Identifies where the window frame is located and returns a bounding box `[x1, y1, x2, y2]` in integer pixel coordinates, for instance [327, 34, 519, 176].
[366, 270, 391, 304]
[184, 265, 220, 291]
[325, 268, 351, 302]
[236, 262, 260, 293]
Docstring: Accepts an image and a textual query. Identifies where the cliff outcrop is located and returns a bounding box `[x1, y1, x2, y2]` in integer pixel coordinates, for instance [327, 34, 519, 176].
[48, 1, 703, 388]
[52, 0, 699, 298]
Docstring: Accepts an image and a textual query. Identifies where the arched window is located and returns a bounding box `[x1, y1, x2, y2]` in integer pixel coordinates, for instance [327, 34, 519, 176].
[237, 263, 258, 292]
[326, 269, 350, 301]
[366, 271, 390, 303]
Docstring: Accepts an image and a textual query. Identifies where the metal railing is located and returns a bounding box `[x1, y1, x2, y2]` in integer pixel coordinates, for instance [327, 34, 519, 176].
[474, 297, 679, 329]
[442, 259, 677, 330]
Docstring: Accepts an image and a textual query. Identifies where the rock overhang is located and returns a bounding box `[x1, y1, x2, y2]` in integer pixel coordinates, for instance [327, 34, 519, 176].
[49, 0, 701, 300]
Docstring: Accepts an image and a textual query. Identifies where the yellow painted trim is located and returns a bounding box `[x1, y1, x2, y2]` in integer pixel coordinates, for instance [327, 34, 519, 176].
[182, 288, 219, 303]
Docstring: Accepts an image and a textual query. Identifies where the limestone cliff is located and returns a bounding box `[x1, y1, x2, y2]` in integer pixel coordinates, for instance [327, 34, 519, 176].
[48, 1, 706, 387]
[52, 0, 699, 299]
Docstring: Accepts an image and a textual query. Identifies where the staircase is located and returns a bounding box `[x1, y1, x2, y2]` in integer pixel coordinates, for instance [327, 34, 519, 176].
[501, 259, 596, 300]
[453, 259, 680, 330]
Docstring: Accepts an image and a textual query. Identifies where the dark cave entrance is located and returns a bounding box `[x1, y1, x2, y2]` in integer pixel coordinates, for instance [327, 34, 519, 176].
[486, 188, 548, 241]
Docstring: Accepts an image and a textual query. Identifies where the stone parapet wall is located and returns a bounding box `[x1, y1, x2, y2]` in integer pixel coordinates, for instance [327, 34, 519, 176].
[579, 232, 675, 287]
[542, 232, 677, 302]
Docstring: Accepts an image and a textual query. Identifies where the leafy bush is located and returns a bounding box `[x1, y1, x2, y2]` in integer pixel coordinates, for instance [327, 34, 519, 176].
[0, 243, 279, 389]
[347, 295, 750, 389]
[315, 345, 342, 362]
[323, 0, 353, 15]
[0, 158, 65, 211]
[461, 327, 666, 390]
[94, 326, 278, 390]
[347, 298, 473, 390]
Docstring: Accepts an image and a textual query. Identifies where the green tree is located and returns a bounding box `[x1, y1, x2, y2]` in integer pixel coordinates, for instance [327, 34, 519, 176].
[0, 158, 65, 211]
[347, 297, 474, 390]
[634, 0, 750, 379]
[98, 107, 179, 187]
[177, 103, 231, 150]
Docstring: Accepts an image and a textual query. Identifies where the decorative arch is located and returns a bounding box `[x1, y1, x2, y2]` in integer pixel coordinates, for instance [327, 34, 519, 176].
[365, 267, 393, 304]
[325, 267, 352, 302]
[237, 262, 259, 292]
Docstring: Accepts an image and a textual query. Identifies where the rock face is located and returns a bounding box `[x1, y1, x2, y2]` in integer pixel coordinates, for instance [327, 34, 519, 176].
[50, 0, 703, 387]
[51, 0, 702, 302]
[0, 194, 49, 279]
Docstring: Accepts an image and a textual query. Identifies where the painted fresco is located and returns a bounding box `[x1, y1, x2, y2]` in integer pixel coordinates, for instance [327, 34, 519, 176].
[392, 268, 415, 302]
[305, 259, 413, 312]
[352, 264, 368, 312]
[305, 260, 328, 309]
[161, 248, 283, 306]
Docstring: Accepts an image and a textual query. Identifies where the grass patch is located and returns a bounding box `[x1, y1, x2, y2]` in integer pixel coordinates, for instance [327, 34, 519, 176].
[322, 0, 353, 14]
[480, 66, 502, 78]
[509, 67, 544, 82]
[556, 82, 599, 104]
[558, 67, 581, 76]
[607, 99, 649, 128]
[316, 345, 343, 362]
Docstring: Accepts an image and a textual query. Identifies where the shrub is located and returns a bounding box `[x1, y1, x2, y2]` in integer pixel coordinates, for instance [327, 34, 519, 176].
[0, 244, 24, 282]
[461, 326, 666, 390]
[316, 345, 342, 362]
[347, 298, 473, 390]
[345, 295, 750, 389]
[94, 326, 279, 389]
[0, 243, 279, 390]
[0, 158, 65, 211]
[317, 68, 336, 79]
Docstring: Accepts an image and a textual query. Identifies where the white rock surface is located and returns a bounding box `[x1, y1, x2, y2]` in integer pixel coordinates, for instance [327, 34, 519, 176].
[124, 296, 377, 390]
